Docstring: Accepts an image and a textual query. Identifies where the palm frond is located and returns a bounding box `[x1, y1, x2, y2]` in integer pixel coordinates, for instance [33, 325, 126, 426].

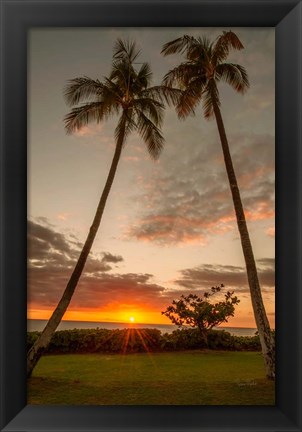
[64, 101, 116, 134]
[64, 77, 104, 106]
[113, 38, 140, 63]
[162, 62, 198, 88]
[212, 31, 244, 65]
[109, 60, 132, 88]
[134, 97, 164, 126]
[176, 83, 203, 119]
[187, 36, 211, 61]
[114, 111, 136, 148]
[161, 35, 197, 56]
[103, 77, 124, 100]
[215, 63, 249, 93]
[135, 62, 153, 89]
[136, 109, 165, 160]
[140, 85, 182, 107]
[202, 81, 220, 119]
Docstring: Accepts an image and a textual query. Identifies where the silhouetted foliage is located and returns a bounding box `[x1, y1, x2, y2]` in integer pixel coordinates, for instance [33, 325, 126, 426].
[27, 327, 264, 354]
[162, 285, 240, 345]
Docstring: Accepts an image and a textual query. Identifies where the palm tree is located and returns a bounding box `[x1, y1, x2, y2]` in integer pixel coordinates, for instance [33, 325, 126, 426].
[27, 39, 178, 377]
[161, 31, 275, 379]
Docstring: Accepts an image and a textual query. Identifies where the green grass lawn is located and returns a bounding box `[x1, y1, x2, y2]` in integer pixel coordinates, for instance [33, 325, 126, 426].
[28, 351, 275, 405]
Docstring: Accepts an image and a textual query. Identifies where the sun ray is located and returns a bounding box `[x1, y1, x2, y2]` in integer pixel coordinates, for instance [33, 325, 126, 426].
[135, 329, 158, 369]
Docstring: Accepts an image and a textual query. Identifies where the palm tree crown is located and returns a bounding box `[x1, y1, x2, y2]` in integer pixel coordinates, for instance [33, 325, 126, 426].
[161, 31, 249, 119]
[64, 38, 177, 159]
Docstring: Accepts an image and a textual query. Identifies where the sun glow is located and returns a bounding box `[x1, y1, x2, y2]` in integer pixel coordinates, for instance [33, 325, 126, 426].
[129, 316, 135, 323]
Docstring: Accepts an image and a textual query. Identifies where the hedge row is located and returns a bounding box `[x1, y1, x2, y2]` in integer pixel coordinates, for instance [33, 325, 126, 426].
[27, 327, 263, 354]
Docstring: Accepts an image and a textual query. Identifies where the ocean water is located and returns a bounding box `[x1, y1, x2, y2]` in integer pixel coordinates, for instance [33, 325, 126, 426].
[27, 319, 258, 337]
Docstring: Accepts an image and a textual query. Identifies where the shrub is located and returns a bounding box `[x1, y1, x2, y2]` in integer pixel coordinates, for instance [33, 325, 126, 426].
[207, 329, 236, 350]
[27, 327, 262, 354]
[161, 328, 205, 350]
[161, 328, 241, 351]
[27, 328, 163, 354]
[232, 335, 261, 351]
[27, 331, 40, 352]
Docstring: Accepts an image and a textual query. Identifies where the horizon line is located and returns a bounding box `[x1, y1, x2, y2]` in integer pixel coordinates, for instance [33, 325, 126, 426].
[27, 318, 265, 330]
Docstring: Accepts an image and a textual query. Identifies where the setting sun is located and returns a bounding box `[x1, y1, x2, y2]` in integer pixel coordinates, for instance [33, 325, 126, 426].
[129, 317, 135, 323]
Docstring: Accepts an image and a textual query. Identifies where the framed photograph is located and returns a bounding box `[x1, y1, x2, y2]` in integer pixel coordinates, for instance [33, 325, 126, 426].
[0, 0, 301, 431]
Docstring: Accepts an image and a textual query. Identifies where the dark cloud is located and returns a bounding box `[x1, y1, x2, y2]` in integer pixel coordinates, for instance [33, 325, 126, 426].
[175, 259, 275, 293]
[28, 220, 79, 269]
[28, 266, 167, 311]
[28, 219, 124, 276]
[102, 252, 123, 264]
[28, 219, 169, 311]
[34, 216, 53, 226]
[69, 273, 165, 309]
[257, 258, 275, 270]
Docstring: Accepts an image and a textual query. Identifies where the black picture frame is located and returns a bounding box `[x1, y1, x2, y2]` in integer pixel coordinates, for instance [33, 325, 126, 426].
[0, 0, 301, 431]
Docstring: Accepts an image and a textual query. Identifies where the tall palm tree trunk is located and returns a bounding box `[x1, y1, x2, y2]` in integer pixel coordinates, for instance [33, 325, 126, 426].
[27, 121, 126, 378]
[212, 97, 275, 379]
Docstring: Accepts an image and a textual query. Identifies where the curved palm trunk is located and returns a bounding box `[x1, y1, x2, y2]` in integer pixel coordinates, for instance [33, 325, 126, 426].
[212, 98, 275, 379]
[27, 120, 126, 378]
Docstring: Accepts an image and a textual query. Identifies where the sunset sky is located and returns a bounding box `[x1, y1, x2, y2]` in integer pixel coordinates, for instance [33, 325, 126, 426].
[28, 27, 275, 328]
